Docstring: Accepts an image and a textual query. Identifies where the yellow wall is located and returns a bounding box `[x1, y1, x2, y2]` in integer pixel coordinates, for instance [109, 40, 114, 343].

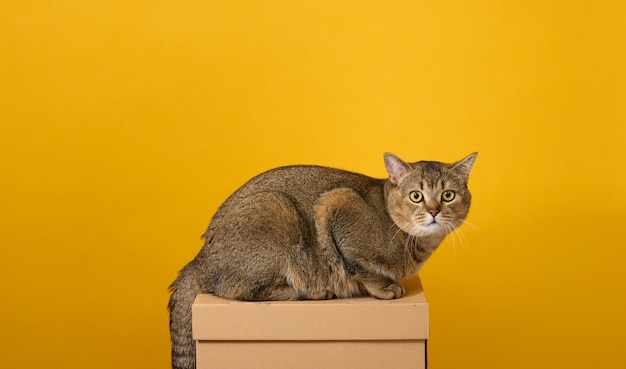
[1, 1, 625, 368]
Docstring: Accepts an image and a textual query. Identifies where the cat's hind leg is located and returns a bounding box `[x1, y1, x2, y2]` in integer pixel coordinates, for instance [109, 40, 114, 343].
[314, 188, 404, 300]
[209, 191, 329, 301]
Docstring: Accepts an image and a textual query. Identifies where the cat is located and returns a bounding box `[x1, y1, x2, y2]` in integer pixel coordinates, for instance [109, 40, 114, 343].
[168, 152, 477, 369]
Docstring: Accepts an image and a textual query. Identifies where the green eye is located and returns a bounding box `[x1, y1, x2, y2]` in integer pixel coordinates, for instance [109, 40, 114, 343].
[442, 190, 455, 202]
[409, 191, 423, 203]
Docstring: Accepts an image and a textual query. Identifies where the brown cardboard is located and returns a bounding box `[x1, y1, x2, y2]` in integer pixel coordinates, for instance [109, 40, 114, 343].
[192, 276, 428, 369]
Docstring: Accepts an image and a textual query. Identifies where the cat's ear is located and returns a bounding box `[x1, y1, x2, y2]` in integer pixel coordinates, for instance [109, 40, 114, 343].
[451, 152, 478, 185]
[384, 153, 412, 185]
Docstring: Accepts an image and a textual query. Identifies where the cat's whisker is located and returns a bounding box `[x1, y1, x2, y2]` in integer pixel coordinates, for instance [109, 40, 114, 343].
[444, 222, 459, 257]
[390, 221, 410, 244]
[406, 227, 417, 247]
[450, 217, 479, 233]
[405, 225, 419, 250]
[451, 224, 469, 256]
[387, 221, 400, 233]
[401, 233, 412, 260]
[447, 224, 457, 256]
[404, 234, 411, 254]
[450, 218, 473, 254]
[439, 220, 467, 257]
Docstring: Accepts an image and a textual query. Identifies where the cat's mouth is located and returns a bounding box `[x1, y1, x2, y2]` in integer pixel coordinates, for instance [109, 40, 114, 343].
[420, 220, 441, 233]
[410, 220, 443, 236]
[425, 219, 439, 226]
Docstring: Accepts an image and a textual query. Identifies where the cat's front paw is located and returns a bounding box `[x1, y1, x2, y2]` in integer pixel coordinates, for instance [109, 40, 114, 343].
[371, 283, 405, 300]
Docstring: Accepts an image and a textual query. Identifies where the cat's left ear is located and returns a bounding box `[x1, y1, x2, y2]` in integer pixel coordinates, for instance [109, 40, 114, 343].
[384, 153, 412, 185]
[451, 152, 478, 185]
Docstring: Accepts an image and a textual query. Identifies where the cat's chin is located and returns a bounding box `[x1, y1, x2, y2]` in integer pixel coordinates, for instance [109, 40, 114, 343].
[403, 222, 447, 237]
[421, 223, 446, 236]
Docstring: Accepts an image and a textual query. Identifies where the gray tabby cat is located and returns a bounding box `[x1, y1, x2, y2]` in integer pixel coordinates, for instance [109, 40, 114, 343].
[168, 152, 477, 369]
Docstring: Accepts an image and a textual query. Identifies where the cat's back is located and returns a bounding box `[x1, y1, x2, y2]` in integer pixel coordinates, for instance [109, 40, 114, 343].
[215, 164, 383, 217]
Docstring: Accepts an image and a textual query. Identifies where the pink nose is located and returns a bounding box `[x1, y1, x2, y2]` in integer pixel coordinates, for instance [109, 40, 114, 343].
[428, 209, 439, 218]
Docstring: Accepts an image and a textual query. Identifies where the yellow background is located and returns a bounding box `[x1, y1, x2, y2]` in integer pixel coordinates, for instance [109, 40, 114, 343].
[1, 1, 625, 368]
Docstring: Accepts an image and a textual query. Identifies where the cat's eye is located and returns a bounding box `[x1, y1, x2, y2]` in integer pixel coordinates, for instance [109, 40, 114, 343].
[442, 190, 455, 202]
[409, 191, 423, 203]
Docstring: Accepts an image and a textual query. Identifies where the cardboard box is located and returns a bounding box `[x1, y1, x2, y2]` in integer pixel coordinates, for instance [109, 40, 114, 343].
[192, 276, 428, 369]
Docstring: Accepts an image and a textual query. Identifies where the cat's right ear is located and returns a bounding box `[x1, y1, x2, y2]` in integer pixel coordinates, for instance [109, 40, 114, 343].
[451, 152, 478, 185]
[384, 153, 412, 185]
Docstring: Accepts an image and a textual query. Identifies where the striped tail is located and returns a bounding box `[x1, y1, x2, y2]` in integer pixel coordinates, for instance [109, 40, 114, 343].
[168, 280, 199, 369]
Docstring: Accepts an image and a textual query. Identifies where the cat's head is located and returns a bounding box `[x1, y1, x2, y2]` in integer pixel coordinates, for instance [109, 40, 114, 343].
[384, 152, 477, 237]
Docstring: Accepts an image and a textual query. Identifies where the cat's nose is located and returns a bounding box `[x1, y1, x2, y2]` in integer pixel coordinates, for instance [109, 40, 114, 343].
[428, 209, 439, 218]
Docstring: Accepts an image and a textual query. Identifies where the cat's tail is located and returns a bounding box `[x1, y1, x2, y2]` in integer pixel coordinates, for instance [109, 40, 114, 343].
[168, 269, 201, 369]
